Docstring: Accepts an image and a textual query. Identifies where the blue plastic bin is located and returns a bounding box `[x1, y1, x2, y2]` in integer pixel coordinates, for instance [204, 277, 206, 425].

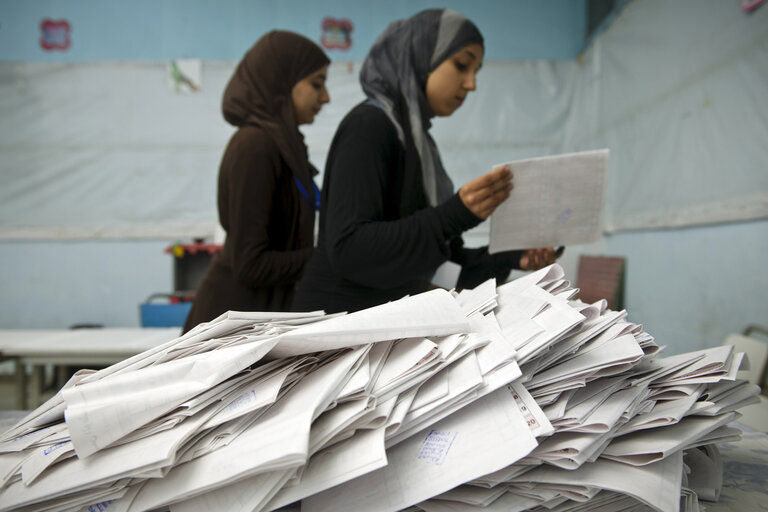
[139, 296, 193, 327]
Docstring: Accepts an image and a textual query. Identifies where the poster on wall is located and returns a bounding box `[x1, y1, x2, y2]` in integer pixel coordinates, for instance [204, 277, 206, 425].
[167, 59, 201, 93]
[321, 17, 353, 50]
[40, 18, 71, 51]
[741, 0, 767, 13]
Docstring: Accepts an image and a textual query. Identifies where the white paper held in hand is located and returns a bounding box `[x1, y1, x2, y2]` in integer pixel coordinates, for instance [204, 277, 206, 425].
[489, 149, 609, 253]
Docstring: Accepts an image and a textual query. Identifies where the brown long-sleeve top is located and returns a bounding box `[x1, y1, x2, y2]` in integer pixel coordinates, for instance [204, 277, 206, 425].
[182, 125, 315, 332]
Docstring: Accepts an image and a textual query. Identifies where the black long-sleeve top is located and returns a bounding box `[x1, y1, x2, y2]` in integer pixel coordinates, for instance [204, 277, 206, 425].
[292, 102, 521, 313]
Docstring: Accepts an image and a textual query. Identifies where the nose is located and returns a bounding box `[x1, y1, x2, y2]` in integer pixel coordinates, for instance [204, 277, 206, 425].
[320, 86, 330, 104]
[464, 71, 477, 91]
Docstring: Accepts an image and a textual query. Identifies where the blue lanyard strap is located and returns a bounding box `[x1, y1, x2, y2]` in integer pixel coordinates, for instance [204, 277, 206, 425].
[294, 174, 321, 211]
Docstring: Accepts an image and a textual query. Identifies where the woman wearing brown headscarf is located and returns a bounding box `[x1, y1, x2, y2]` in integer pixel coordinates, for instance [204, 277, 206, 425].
[183, 31, 330, 332]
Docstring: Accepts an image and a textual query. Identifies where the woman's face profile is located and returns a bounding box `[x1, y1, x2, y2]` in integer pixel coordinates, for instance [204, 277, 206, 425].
[425, 43, 484, 117]
[292, 65, 331, 125]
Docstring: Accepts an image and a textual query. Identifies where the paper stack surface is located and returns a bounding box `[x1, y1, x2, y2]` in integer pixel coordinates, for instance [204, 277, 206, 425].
[0, 265, 758, 512]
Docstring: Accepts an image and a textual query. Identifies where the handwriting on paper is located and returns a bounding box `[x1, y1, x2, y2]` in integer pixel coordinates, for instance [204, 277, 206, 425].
[417, 430, 457, 465]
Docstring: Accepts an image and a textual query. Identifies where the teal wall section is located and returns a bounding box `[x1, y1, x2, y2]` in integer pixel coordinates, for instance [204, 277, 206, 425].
[0, 0, 587, 62]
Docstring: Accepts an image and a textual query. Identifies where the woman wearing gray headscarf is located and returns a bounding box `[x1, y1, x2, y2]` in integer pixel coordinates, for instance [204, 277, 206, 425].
[293, 9, 557, 314]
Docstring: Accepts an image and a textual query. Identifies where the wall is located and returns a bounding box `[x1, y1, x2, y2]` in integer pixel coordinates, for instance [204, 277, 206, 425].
[0, 1, 765, 358]
[0, 0, 586, 62]
[604, 220, 768, 354]
[572, 0, 768, 353]
[0, 1, 588, 328]
[0, 240, 172, 328]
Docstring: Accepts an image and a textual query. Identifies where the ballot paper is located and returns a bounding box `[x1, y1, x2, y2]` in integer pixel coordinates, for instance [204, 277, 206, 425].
[125, 347, 367, 511]
[0, 403, 216, 512]
[511, 452, 684, 512]
[420, 493, 541, 512]
[684, 444, 723, 502]
[0, 263, 760, 512]
[489, 149, 609, 253]
[266, 426, 388, 509]
[431, 484, 510, 507]
[271, 288, 469, 358]
[302, 386, 538, 512]
[63, 336, 281, 458]
[601, 412, 739, 466]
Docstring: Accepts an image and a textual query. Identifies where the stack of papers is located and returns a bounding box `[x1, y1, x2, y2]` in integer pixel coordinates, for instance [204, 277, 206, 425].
[0, 265, 758, 512]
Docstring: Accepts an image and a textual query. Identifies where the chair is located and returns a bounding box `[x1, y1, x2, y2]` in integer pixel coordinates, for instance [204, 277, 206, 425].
[725, 325, 768, 393]
[576, 255, 626, 310]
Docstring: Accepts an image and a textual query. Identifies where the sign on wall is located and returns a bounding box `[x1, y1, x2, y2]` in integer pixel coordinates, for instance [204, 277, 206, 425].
[40, 19, 71, 51]
[321, 17, 353, 51]
[168, 59, 202, 93]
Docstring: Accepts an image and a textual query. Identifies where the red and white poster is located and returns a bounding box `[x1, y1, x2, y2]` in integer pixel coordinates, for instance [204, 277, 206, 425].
[321, 17, 353, 50]
[40, 18, 71, 51]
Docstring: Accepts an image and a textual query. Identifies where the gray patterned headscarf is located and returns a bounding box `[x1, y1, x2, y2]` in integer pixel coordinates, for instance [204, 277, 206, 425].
[360, 9, 484, 206]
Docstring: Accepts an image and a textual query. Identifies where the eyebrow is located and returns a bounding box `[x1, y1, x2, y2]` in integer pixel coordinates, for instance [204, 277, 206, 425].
[463, 49, 479, 60]
[461, 49, 483, 70]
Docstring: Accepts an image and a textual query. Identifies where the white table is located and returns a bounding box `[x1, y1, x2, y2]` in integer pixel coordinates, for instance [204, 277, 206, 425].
[0, 327, 180, 409]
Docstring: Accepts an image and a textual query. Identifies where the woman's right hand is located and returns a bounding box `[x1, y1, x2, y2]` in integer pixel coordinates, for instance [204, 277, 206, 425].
[458, 164, 513, 219]
[519, 247, 560, 270]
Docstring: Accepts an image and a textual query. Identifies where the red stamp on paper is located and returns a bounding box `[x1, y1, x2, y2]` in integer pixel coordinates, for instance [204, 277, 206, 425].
[40, 19, 71, 51]
[321, 17, 353, 50]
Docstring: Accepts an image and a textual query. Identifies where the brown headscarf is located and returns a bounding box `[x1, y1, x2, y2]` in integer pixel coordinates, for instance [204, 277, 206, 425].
[222, 30, 330, 191]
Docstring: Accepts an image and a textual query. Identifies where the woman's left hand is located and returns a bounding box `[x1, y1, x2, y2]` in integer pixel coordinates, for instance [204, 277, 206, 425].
[519, 247, 560, 270]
